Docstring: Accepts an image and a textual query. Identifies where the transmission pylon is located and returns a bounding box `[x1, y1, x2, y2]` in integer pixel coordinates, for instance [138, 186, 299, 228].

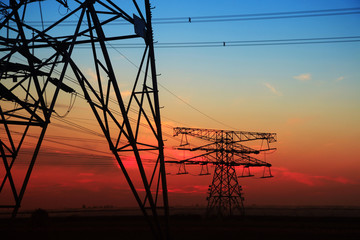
[168, 127, 277, 217]
[1, 0, 168, 238]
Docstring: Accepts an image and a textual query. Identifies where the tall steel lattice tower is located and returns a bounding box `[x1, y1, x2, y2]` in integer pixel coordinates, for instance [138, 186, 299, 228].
[168, 127, 277, 216]
[0, 0, 168, 238]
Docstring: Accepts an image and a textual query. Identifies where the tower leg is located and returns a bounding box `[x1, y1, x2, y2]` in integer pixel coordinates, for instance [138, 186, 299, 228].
[206, 164, 244, 217]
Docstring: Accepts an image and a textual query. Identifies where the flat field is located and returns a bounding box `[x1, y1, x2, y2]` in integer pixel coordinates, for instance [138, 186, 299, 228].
[1, 207, 359, 240]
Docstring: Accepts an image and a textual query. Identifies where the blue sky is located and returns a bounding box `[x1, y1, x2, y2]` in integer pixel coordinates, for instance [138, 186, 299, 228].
[147, 0, 360, 130]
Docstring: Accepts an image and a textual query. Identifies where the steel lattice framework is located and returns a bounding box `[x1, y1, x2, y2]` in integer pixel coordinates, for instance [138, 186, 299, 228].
[168, 127, 277, 216]
[0, 0, 168, 238]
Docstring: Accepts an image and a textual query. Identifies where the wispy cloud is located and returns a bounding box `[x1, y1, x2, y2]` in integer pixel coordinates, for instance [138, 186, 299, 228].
[336, 76, 345, 82]
[286, 117, 306, 126]
[293, 73, 311, 81]
[121, 90, 132, 97]
[273, 167, 358, 186]
[85, 68, 98, 83]
[168, 185, 208, 194]
[264, 82, 282, 96]
[79, 173, 95, 177]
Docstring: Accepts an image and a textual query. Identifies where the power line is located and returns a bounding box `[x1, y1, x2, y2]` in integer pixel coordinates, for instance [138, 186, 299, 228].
[30, 56, 181, 133]
[6, 32, 238, 133]
[153, 10, 360, 25]
[20, 7, 360, 26]
[158, 83, 237, 130]
[6, 57, 185, 144]
[74, 36, 360, 49]
[9, 129, 112, 156]
[99, 36, 360, 46]
[153, 39, 360, 48]
[9, 126, 182, 165]
[155, 7, 360, 20]
[6, 7, 358, 130]
[105, 43, 237, 129]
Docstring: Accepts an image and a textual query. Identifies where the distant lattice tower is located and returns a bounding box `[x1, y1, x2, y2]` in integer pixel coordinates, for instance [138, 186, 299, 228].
[168, 127, 276, 217]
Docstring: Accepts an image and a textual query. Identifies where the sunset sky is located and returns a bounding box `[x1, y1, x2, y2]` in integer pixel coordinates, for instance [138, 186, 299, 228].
[1, 0, 360, 211]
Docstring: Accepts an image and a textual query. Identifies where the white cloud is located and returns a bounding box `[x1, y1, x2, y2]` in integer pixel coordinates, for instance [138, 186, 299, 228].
[293, 73, 311, 81]
[264, 82, 282, 96]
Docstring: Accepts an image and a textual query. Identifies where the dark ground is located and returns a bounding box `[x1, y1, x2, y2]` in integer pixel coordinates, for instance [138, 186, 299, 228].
[1, 213, 360, 240]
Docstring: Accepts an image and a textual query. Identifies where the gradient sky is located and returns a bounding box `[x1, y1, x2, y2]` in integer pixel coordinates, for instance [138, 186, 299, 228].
[1, 0, 360, 210]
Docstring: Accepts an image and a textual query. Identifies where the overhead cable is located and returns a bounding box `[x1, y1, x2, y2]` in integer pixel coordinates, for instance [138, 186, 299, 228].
[22, 7, 360, 26]
[74, 36, 360, 49]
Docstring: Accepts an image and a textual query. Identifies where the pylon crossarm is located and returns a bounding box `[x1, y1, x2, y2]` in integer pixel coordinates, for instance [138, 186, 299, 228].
[231, 143, 260, 154]
[165, 150, 216, 164]
[175, 142, 216, 151]
[173, 127, 277, 143]
[175, 141, 260, 154]
[233, 152, 271, 167]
